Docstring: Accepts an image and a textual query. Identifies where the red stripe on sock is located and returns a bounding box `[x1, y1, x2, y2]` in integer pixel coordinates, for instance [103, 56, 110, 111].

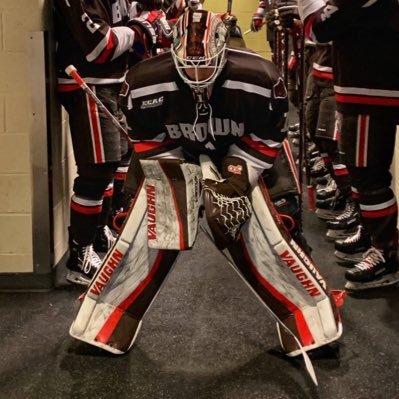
[361, 204, 398, 219]
[71, 202, 102, 215]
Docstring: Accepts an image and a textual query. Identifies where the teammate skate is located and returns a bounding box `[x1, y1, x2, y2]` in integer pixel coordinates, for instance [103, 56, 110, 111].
[334, 225, 371, 264]
[298, 0, 399, 291]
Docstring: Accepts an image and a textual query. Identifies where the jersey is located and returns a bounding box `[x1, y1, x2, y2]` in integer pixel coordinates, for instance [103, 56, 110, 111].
[54, 0, 133, 85]
[299, 0, 399, 116]
[120, 47, 288, 170]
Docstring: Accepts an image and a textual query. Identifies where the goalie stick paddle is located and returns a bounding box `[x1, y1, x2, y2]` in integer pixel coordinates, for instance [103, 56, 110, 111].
[64, 65, 133, 145]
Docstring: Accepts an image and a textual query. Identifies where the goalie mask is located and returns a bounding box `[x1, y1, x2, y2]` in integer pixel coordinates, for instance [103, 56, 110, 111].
[171, 9, 228, 92]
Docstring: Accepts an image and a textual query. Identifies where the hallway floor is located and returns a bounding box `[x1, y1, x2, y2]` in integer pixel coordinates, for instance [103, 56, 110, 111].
[1, 210, 399, 399]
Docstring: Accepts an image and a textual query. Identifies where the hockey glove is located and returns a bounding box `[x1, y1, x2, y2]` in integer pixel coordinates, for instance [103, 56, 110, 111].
[221, 12, 238, 31]
[250, 13, 265, 32]
[275, 0, 300, 29]
[265, 9, 280, 30]
[128, 18, 157, 60]
[204, 157, 252, 250]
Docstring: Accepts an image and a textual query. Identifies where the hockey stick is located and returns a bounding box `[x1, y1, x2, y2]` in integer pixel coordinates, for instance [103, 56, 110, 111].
[198, 223, 318, 386]
[65, 65, 133, 145]
[294, 29, 315, 213]
[243, 22, 265, 36]
[227, 0, 233, 14]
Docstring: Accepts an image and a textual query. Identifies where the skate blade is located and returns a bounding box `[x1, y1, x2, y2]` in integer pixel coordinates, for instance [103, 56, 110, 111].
[345, 272, 399, 291]
[66, 271, 91, 287]
[315, 208, 344, 220]
[334, 250, 364, 264]
[326, 229, 356, 241]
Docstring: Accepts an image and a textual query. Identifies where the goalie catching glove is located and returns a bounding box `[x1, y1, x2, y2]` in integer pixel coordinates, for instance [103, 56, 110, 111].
[204, 157, 253, 250]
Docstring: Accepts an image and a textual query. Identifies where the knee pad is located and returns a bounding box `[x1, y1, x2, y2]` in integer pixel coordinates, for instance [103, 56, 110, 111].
[74, 163, 118, 199]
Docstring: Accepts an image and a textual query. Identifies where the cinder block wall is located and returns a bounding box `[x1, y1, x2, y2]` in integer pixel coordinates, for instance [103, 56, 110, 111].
[0, 0, 47, 273]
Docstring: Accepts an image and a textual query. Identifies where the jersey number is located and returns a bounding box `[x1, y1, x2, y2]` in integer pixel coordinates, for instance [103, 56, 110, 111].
[81, 13, 100, 33]
[112, 1, 128, 24]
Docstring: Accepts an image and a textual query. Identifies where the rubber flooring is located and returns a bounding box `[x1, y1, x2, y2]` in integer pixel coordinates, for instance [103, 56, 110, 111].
[0, 209, 399, 399]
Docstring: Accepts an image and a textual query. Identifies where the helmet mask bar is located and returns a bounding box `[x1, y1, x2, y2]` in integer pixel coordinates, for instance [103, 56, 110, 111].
[171, 9, 228, 92]
[173, 46, 227, 91]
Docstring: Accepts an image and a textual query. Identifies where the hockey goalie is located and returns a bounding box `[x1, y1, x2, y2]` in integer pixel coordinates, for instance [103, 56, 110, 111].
[69, 8, 343, 374]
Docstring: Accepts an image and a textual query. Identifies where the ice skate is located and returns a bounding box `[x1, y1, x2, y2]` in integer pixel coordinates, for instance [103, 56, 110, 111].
[326, 201, 360, 240]
[66, 242, 102, 286]
[345, 247, 399, 291]
[316, 178, 337, 201]
[93, 225, 116, 253]
[334, 225, 371, 264]
[315, 192, 346, 220]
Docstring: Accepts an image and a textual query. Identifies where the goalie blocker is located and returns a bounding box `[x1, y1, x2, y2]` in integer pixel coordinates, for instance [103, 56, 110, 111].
[70, 157, 343, 357]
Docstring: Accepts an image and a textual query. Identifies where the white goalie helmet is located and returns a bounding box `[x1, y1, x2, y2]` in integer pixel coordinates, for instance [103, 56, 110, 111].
[171, 9, 228, 91]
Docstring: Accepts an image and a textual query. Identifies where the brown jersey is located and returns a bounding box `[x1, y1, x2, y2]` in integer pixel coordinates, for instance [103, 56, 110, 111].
[120, 48, 288, 169]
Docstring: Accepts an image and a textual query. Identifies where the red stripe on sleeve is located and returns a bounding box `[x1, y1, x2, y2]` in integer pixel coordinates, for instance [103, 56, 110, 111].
[304, 16, 315, 40]
[95, 32, 116, 64]
[133, 139, 173, 153]
[240, 136, 280, 158]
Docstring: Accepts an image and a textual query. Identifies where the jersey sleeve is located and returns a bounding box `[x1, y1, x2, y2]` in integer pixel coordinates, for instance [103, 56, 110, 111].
[298, 0, 377, 43]
[54, 0, 134, 64]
